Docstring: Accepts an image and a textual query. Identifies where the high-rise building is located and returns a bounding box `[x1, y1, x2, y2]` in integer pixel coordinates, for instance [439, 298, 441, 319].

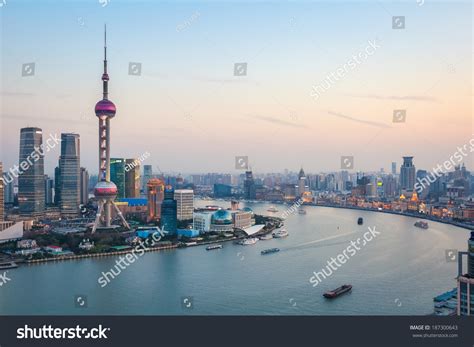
[4, 177, 15, 205]
[160, 185, 177, 234]
[110, 158, 126, 198]
[244, 170, 256, 199]
[400, 156, 416, 191]
[18, 127, 45, 218]
[175, 189, 194, 221]
[54, 166, 61, 205]
[58, 133, 80, 217]
[125, 159, 140, 198]
[0, 162, 4, 221]
[391, 162, 397, 175]
[143, 165, 153, 191]
[44, 175, 54, 205]
[147, 178, 165, 222]
[91, 26, 130, 233]
[296, 167, 308, 197]
[80, 167, 89, 204]
[457, 232, 474, 315]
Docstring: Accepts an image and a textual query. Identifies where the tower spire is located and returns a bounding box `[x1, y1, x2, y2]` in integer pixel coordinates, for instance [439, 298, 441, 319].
[102, 24, 109, 99]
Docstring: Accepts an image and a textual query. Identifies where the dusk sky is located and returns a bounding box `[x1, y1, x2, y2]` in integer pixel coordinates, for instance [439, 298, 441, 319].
[1, 0, 472, 176]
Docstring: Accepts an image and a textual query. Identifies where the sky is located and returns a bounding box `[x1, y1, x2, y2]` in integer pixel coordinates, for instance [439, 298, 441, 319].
[0, 0, 472, 176]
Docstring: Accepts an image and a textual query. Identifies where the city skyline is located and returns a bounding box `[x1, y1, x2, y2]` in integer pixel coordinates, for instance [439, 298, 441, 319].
[1, 1, 472, 174]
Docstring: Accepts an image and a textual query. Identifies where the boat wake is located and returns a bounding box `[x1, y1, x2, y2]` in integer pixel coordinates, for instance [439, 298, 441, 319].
[281, 231, 359, 252]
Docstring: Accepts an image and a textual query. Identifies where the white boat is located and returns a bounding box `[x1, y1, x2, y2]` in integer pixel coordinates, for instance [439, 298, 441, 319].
[267, 206, 279, 213]
[298, 208, 306, 215]
[273, 229, 289, 238]
[240, 237, 259, 245]
[259, 234, 273, 240]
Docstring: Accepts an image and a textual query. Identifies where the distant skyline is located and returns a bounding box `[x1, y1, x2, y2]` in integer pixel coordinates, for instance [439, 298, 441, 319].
[1, 0, 472, 175]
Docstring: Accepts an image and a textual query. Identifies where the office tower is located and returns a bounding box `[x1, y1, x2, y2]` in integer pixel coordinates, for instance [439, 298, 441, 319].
[0, 162, 4, 221]
[175, 189, 194, 221]
[110, 158, 126, 198]
[58, 133, 80, 217]
[147, 178, 165, 222]
[80, 167, 89, 204]
[54, 166, 61, 205]
[92, 26, 130, 233]
[143, 164, 153, 191]
[44, 175, 54, 205]
[457, 232, 474, 315]
[214, 183, 232, 198]
[297, 167, 308, 197]
[125, 159, 140, 198]
[391, 162, 397, 175]
[400, 156, 416, 191]
[18, 127, 45, 218]
[244, 170, 256, 199]
[160, 185, 177, 234]
[4, 177, 14, 204]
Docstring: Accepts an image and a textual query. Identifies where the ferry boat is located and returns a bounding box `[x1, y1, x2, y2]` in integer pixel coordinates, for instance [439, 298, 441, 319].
[414, 221, 429, 229]
[273, 229, 289, 238]
[267, 206, 279, 213]
[323, 284, 352, 299]
[357, 217, 363, 225]
[0, 261, 18, 270]
[240, 237, 259, 245]
[259, 234, 273, 240]
[261, 248, 280, 255]
[298, 208, 306, 215]
[206, 244, 223, 251]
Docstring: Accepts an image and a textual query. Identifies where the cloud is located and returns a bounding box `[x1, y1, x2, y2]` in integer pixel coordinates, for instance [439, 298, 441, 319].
[247, 114, 305, 128]
[328, 110, 391, 129]
[345, 93, 438, 102]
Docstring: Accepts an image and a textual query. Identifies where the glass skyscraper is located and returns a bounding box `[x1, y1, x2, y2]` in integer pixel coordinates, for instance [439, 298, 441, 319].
[160, 185, 177, 234]
[18, 127, 45, 218]
[58, 133, 80, 217]
[110, 158, 126, 199]
[125, 158, 140, 198]
[400, 156, 416, 191]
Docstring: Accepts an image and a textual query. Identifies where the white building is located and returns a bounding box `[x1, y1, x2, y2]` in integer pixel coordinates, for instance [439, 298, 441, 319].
[0, 221, 24, 243]
[175, 189, 194, 221]
[193, 211, 212, 233]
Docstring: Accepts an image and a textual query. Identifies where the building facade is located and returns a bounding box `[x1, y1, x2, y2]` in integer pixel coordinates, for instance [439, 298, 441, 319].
[457, 232, 474, 315]
[147, 178, 165, 222]
[175, 189, 194, 221]
[110, 158, 126, 198]
[125, 158, 140, 198]
[80, 167, 89, 204]
[58, 133, 81, 217]
[160, 185, 177, 234]
[400, 156, 416, 191]
[44, 175, 54, 205]
[0, 162, 4, 221]
[18, 127, 45, 218]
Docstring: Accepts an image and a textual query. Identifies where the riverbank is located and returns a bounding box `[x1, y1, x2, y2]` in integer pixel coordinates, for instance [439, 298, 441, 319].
[308, 203, 474, 231]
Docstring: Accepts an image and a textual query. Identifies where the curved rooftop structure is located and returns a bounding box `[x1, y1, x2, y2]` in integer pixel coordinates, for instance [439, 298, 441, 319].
[211, 209, 233, 225]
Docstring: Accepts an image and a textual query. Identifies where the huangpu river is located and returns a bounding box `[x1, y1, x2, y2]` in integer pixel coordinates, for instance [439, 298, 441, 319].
[0, 200, 468, 315]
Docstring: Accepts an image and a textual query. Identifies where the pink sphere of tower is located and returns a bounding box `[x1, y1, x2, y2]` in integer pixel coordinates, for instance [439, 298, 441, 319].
[95, 99, 116, 118]
[94, 181, 118, 198]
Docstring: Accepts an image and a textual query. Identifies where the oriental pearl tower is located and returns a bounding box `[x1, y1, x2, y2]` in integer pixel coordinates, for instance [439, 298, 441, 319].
[92, 26, 130, 233]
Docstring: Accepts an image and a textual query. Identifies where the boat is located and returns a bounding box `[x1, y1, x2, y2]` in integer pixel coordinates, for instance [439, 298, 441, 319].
[414, 221, 429, 229]
[240, 237, 259, 245]
[273, 229, 289, 238]
[261, 248, 280, 255]
[259, 234, 273, 240]
[267, 206, 279, 213]
[0, 261, 18, 270]
[323, 284, 352, 299]
[298, 208, 306, 215]
[357, 217, 363, 225]
[206, 244, 223, 251]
